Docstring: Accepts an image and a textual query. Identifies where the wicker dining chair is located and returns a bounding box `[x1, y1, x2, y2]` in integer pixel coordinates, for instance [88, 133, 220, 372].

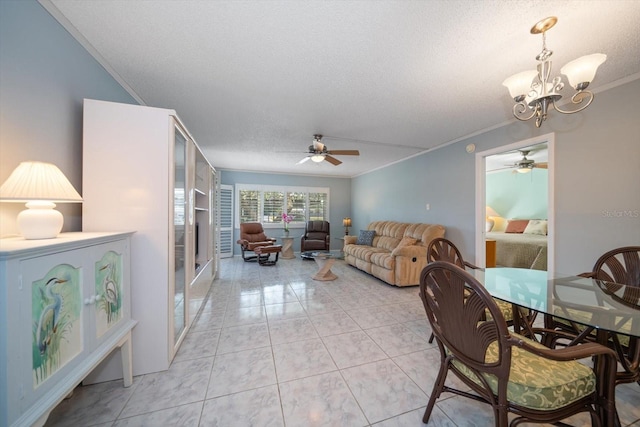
[426, 238, 524, 341]
[544, 246, 640, 386]
[420, 261, 617, 426]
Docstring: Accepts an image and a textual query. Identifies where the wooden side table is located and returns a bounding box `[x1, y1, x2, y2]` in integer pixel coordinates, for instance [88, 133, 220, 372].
[279, 235, 295, 259]
[486, 239, 497, 268]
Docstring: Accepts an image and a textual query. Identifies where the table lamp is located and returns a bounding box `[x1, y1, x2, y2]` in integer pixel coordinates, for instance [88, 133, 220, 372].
[0, 161, 83, 239]
[485, 206, 500, 232]
[343, 217, 351, 235]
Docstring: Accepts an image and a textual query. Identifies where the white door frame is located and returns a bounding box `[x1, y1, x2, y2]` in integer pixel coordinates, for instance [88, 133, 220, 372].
[474, 132, 555, 272]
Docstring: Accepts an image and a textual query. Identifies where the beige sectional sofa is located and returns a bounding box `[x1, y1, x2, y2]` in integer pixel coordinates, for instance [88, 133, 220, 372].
[343, 220, 445, 287]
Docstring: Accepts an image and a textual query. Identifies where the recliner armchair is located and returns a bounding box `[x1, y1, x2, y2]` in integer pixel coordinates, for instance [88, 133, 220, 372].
[300, 220, 330, 252]
[237, 222, 277, 262]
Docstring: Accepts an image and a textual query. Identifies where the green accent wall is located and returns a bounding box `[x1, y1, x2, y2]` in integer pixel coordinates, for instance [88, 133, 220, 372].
[486, 169, 548, 221]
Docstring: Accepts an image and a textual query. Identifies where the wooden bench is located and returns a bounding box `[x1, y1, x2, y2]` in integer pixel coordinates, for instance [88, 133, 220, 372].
[253, 245, 282, 266]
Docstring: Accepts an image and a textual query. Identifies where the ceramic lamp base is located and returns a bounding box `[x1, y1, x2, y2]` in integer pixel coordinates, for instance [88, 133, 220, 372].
[485, 218, 495, 232]
[17, 201, 63, 239]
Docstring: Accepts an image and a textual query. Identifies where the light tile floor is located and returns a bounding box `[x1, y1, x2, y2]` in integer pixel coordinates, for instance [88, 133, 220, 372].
[46, 256, 640, 426]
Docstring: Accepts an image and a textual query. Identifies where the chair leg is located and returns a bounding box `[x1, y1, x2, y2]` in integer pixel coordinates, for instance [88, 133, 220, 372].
[422, 359, 448, 423]
[240, 246, 259, 262]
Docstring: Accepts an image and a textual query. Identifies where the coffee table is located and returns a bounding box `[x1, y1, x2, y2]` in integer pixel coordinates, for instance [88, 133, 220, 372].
[301, 251, 343, 281]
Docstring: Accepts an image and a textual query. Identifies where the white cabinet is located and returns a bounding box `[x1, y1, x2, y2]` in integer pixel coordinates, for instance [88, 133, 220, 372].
[82, 99, 217, 378]
[0, 232, 135, 427]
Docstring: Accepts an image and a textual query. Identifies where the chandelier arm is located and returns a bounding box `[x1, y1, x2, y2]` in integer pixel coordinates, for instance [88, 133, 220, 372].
[512, 102, 537, 122]
[554, 90, 595, 115]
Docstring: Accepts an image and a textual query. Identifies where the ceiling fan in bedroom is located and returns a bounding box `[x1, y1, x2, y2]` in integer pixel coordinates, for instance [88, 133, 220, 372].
[296, 134, 360, 166]
[507, 150, 548, 174]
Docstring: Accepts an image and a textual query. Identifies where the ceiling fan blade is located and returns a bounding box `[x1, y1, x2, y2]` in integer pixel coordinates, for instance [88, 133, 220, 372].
[534, 162, 548, 169]
[326, 150, 359, 156]
[296, 156, 311, 165]
[324, 155, 342, 166]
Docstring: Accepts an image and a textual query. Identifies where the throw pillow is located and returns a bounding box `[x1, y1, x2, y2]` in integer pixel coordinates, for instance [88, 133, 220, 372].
[524, 219, 548, 235]
[505, 219, 529, 233]
[356, 230, 375, 246]
[391, 237, 417, 256]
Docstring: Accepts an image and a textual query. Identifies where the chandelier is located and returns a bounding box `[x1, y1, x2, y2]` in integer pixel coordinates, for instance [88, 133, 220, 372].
[502, 17, 606, 128]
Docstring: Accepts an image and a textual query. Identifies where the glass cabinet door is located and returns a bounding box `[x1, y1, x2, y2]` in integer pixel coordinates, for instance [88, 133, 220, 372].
[173, 126, 187, 345]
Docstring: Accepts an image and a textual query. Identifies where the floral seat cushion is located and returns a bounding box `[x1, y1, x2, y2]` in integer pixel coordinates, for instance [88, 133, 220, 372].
[487, 299, 516, 322]
[451, 334, 596, 410]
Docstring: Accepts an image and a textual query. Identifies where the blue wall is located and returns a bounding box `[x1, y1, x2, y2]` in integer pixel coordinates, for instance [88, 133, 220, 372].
[220, 170, 351, 253]
[352, 79, 640, 273]
[0, 0, 138, 236]
[487, 169, 548, 224]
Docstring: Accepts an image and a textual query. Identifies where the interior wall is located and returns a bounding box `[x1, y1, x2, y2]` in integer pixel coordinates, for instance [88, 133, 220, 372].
[352, 78, 640, 273]
[487, 168, 548, 231]
[0, 0, 137, 237]
[220, 170, 351, 254]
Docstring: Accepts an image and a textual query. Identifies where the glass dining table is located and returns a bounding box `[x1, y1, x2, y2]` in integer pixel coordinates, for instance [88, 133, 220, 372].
[471, 267, 640, 426]
[470, 268, 640, 339]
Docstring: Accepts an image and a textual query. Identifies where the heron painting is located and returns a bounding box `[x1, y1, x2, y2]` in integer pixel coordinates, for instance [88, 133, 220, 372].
[95, 251, 123, 336]
[32, 264, 81, 387]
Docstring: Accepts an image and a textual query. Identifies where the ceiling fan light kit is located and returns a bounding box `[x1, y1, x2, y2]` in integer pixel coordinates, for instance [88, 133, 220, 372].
[298, 134, 360, 166]
[517, 165, 533, 174]
[495, 149, 548, 174]
[502, 16, 606, 128]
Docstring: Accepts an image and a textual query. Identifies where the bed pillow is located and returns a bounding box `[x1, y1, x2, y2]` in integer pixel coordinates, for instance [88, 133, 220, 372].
[356, 230, 376, 246]
[391, 237, 417, 256]
[524, 219, 548, 235]
[505, 219, 530, 233]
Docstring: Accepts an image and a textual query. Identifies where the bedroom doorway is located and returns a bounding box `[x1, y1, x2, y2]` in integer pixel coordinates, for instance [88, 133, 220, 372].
[474, 133, 555, 272]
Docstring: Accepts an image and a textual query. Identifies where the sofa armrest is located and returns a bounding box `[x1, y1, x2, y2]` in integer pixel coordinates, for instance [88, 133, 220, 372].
[391, 245, 428, 258]
[344, 235, 358, 245]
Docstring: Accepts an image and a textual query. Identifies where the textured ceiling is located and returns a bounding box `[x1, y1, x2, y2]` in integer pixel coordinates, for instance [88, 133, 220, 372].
[43, 0, 640, 177]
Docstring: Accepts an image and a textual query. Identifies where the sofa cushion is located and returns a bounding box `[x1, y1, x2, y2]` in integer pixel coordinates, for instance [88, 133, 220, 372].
[345, 245, 388, 262]
[370, 251, 394, 269]
[391, 237, 417, 256]
[368, 221, 408, 251]
[356, 230, 376, 246]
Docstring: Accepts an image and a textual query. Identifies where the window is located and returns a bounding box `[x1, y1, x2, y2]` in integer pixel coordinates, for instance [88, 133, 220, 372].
[309, 192, 328, 221]
[238, 190, 260, 223]
[235, 184, 329, 229]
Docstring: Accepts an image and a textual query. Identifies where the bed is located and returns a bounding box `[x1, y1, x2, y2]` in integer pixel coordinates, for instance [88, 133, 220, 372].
[486, 231, 548, 270]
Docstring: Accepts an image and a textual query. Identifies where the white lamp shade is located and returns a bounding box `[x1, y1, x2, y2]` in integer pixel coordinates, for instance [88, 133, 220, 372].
[560, 53, 607, 89]
[485, 206, 500, 218]
[502, 70, 538, 99]
[0, 161, 82, 239]
[311, 154, 325, 163]
[0, 161, 82, 202]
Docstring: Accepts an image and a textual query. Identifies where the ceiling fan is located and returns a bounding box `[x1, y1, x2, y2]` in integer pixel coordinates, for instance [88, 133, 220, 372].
[507, 150, 548, 173]
[296, 134, 360, 166]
